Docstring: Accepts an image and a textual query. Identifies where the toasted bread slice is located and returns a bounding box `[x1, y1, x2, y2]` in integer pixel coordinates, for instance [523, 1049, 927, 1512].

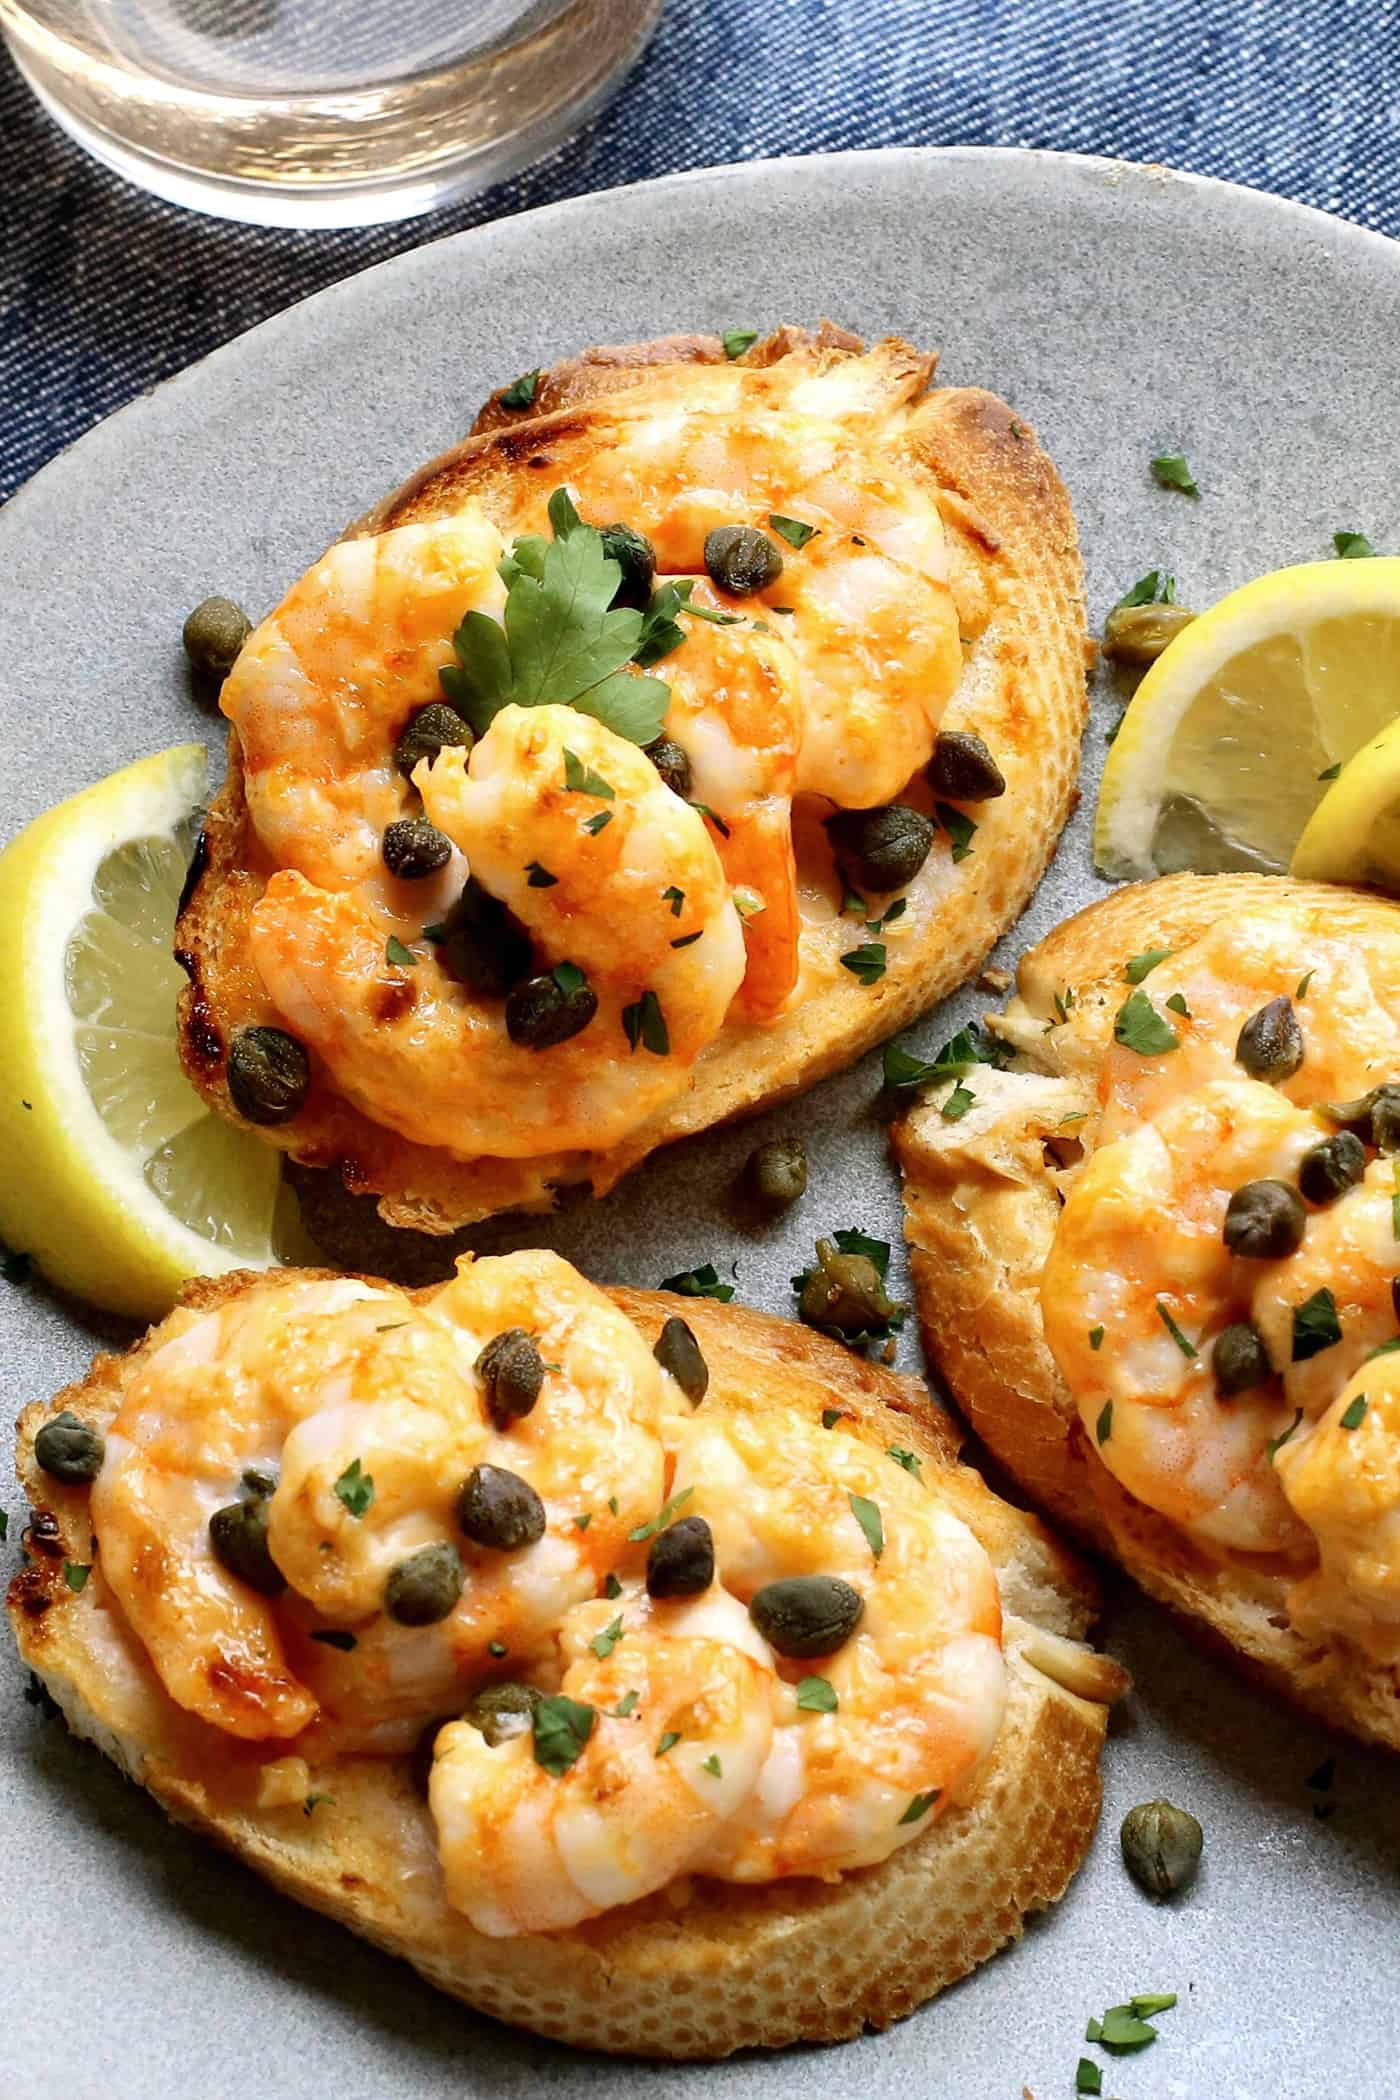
[174, 323, 1086, 1234]
[9, 1272, 1124, 2058]
[895, 871, 1400, 1751]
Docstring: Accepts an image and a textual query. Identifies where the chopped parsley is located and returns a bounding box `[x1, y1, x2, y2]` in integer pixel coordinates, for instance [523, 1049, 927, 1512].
[898, 1788, 940, 1825]
[840, 941, 887, 985]
[488, 1639, 508, 1658]
[1267, 1407, 1305, 1460]
[702, 1753, 723, 1777]
[310, 1629, 357, 1652]
[629, 1486, 695, 1543]
[1089, 1325, 1105, 1351]
[690, 800, 731, 837]
[1339, 1393, 1369, 1431]
[384, 935, 416, 968]
[622, 988, 670, 1056]
[603, 1571, 623, 1599]
[1333, 530, 1376, 559]
[821, 1408, 848, 1429]
[573, 1512, 592, 1531]
[499, 368, 541, 409]
[533, 1693, 596, 1776]
[1156, 1299, 1197, 1358]
[1124, 946, 1172, 983]
[333, 1458, 374, 1518]
[935, 802, 976, 862]
[1317, 761, 1341, 781]
[303, 1792, 333, 1817]
[1292, 1287, 1342, 1361]
[941, 1080, 976, 1121]
[526, 860, 558, 887]
[795, 1675, 839, 1713]
[1113, 988, 1180, 1056]
[0, 1510, 7, 1542]
[589, 1613, 625, 1660]
[63, 1561, 90, 1593]
[563, 748, 615, 798]
[1164, 991, 1191, 1016]
[769, 513, 818, 549]
[886, 1446, 922, 1476]
[882, 1023, 1013, 1091]
[612, 1689, 639, 1718]
[1075, 2058, 1102, 2094]
[583, 809, 613, 835]
[659, 1262, 735, 1302]
[655, 1730, 682, 1757]
[662, 884, 685, 916]
[721, 328, 758, 360]
[848, 1492, 885, 1561]
[1114, 569, 1177, 610]
[1096, 1400, 1114, 1444]
[1296, 968, 1315, 998]
[671, 930, 703, 949]
[1150, 452, 1199, 497]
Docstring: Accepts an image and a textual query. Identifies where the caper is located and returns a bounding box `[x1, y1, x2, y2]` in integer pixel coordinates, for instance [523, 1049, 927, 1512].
[1298, 1130, 1366, 1206]
[1235, 996, 1303, 1083]
[34, 1410, 105, 1484]
[704, 525, 784, 597]
[652, 1316, 709, 1404]
[394, 702, 473, 781]
[749, 1574, 865, 1658]
[385, 1541, 464, 1626]
[1119, 1797, 1203, 1896]
[435, 878, 532, 996]
[1320, 1083, 1400, 1152]
[798, 1237, 902, 1337]
[476, 1328, 545, 1425]
[465, 1679, 541, 1747]
[1222, 1178, 1307, 1259]
[226, 1025, 310, 1126]
[600, 523, 656, 612]
[209, 1493, 284, 1596]
[382, 818, 453, 881]
[747, 1135, 808, 1210]
[182, 595, 252, 684]
[505, 968, 598, 1049]
[646, 1515, 715, 1599]
[1213, 1321, 1272, 1397]
[1102, 602, 1197, 666]
[645, 736, 693, 798]
[826, 804, 936, 893]
[457, 1463, 547, 1551]
[928, 730, 1007, 801]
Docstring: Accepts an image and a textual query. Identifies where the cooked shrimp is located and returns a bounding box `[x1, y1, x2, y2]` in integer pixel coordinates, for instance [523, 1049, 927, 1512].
[1098, 912, 1400, 1143]
[249, 705, 747, 1159]
[430, 1585, 776, 1935]
[1275, 1356, 1400, 1657]
[222, 514, 506, 892]
[663, 1404, 1004, 1878]
[1043, 1080, 1325, 1554]
[1250, 1156, 1400, 1419]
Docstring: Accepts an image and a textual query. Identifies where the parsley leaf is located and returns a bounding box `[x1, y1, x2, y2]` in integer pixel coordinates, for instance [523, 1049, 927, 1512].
[840, 941, 887, 984]
[1340, 1393, 1369, 1430]
[1317, 761, 1341, 781]
[310, 1629, 357, 1652]
[660, 1262, 735, 1302]
[612, 1689, 639, 1718]
[848, 1491, 885, 1561]
[499, 368, 541, 409]
[1150, 452, 1199, 497]
[702, 1753, 723, 1777]
[655, 1730, 682, 1757]
[935, 802, 977, 862]
[796, 1675, 839, 1713]
[1165, 991, 1190, 1016]
[1333, 530, 1376, 559]
[303, 1792, 333, 1817]
[1089, 1325, 1105, 1350]
[662, 884, 685, 916]
[1096, 1399, 1114, 1444]
[604, 1571, 622, 1599]
[1156, 1299, 1197, 1357]
[1075, 2058, 1102, 2095]
[563, 748, 615, 798]
[721, 328, 758, 360]
[589, 1613, 625, 1660]
[1296, 968, 1315, 998]
[533, 1693, 596, 1776]
[384, 935, 416, 969]
[583, 810, 613, 835]
[769, 513, 818, 549]
[898, 1788, 940, 1825]
[1096, 2003, 1161, 2052]
[1267, 1407, 1305, 1459]
[1114, 988, 1180, 1056]
[526, 860, 558, 887]
[941, 1080, 976, 1121]
[63, 1561, 90, 1593]
[629, 1486, 695, 1543]
[440, 490, 668, 744]
[1292, 1287, 1341, 1361]
[821, 1408, 848, 1429]
[882, 1023, 1013, 1091]
[0, 1510, 7, 1542]
[1114, 569, 1176, 610]
[333, 1458, 374, 1518]
[622, 988, 670, 1056]
[1124, 946, 1172, 983]
[887, 1445, 922, 1476]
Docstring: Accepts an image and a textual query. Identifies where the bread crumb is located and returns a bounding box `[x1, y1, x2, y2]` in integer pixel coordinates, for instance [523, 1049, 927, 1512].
[256, 1755, 311, 1809]
[979, 966, 1012, 994]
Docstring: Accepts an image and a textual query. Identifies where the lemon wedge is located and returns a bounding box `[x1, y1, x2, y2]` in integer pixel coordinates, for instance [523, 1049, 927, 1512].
[0, 745, 293, 1320]
[1291, 715, 1400, 886]
[1095, 557, 1400, 879]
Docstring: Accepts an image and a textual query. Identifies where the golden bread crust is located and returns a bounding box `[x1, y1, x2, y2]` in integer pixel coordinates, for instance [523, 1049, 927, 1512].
[174, 325, 1087, 1233]
[9, 1270, 1122, 2057]
[895, 871, 1400, 1750]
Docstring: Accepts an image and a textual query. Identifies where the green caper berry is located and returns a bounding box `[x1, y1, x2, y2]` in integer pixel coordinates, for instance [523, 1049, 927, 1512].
[798, 1238, 901, 1337]
[749, 1574, 865, 1658]
[646, 1515, 715, 1599]
[652, 1316, 709, 1404]
[464, 1680, 541, 1747]
[1320, 1084, 1400, 1152]
[747, 1135, 807, 1209]
[209, 1493, 284, 1596]
[826, 804, 936, 893]
[1120, 1797, 1203, 1896]
[1222, 1178, 1307, 1259]
[600, 523, 656, 612]
[182, 595, 253, 684]
[382, 818, 453, 881]
[394, 703, 473, 781]
[34, 1410, 105, 1484]
[1213, 1321, 1272, 1397]
[928, 730, 1007, 801]
[1235, 996, 1304, 1082]
[1101, 602, 1198, 666]
[476, 1328, 545, 1426]
[1298, 1130, 1366, 1206]
[226, 1025, 310, 1126]
[505, 969, 599, 1050]
[435, 878, 532, 996]
[457, 1463, 547, 1551]
[384, 1541, 464, 1626]
[645, 736, 693, 798]
[704, 525, 784, 597]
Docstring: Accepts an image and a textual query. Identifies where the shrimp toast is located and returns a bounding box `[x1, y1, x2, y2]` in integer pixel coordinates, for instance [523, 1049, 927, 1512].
[10, 1268, 1124, 2058]
[175, 322, 1086, 1234]
[895, 872, 1400, 1750]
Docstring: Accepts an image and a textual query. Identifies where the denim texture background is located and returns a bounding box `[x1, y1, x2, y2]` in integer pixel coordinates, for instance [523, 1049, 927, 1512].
[2, 0, 1396, 501]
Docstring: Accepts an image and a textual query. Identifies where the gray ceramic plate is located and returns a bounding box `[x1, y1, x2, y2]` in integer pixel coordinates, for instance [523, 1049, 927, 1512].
[3, 148, 1398, 2100]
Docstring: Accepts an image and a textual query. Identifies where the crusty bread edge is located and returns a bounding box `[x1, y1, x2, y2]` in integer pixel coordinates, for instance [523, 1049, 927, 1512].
[10, 1270, 1124, 2058]
[894, 870, 1400, 1753]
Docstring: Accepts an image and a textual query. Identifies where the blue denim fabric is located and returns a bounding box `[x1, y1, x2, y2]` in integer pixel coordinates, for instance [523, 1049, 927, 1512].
[1, 0, 1396, 500]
